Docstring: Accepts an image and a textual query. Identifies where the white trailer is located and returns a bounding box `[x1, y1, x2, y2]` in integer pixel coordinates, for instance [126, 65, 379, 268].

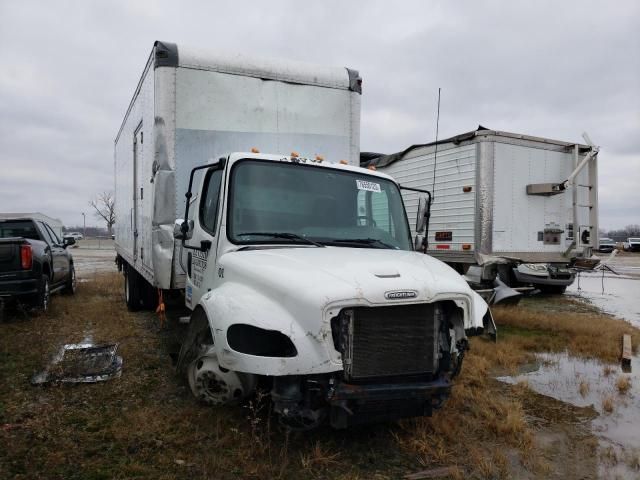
[114, 41, 361, 300]
[362, 127, 600, 294]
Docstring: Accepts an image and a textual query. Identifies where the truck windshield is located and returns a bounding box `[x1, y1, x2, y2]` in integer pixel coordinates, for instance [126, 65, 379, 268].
[0, 220, 40, 240]
[227, 160, 412, 250]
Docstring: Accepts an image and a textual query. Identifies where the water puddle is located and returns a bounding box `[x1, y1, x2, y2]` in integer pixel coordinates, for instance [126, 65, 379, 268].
[567, 269, 640, 328]
[498, 352, 640, 478]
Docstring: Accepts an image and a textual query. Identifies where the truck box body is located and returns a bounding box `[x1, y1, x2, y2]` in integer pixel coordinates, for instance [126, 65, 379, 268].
[115, 41, 362, 289]
[363, 127, 599, 266]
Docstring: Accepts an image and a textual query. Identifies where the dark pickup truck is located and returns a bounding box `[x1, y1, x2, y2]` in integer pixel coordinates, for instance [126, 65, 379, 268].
[0, 217, 76, 311]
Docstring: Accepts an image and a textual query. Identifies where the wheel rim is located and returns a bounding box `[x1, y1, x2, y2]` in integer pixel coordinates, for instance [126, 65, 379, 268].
[187, 355, 246, 405]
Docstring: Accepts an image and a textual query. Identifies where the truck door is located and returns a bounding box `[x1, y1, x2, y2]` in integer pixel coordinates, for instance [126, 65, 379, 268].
[132, 123, 143, 263]
[184, 167, 225, 309]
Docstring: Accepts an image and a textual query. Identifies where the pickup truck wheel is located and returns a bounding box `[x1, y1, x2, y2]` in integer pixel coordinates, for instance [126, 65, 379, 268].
[124, 268, 142, 311]
[63, 264, 76, 295]
[36, 275, 50, 312]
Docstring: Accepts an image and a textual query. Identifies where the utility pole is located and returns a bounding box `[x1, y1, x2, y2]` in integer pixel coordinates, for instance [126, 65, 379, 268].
[82, 212, 86, 238]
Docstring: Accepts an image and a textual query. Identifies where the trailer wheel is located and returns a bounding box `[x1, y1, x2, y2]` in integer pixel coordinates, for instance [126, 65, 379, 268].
[536, 284, 567, 295]
[124, 267, 142, 311]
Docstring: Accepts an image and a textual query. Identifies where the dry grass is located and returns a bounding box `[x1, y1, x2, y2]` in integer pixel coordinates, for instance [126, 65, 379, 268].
[616, 375, 632, 394]
[602, 395, 615, 413]
[300, 441, 341, 470]
[603, 365, 616, 376]
[579, 380, 590, 397]
[492, 303, 640, 363]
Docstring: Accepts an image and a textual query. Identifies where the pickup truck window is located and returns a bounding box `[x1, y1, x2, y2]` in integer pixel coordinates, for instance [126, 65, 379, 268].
[38, 222, 56, 245]
[43, 223, 61, 245]
[0, 220, 40, 240]
[228, 160, 412, 250]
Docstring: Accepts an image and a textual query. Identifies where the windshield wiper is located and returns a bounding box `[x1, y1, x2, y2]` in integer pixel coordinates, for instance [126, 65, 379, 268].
[237, 232, 325, 247]
[326, 238, 397, 249]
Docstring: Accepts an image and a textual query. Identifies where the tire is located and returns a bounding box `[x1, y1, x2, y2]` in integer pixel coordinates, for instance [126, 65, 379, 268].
[124, 267, 142, 311]
[177, 308, 212, 375]
[535, 284, 567, 295]
[63, 263, 76, 295]
[36, 275, 50, 312]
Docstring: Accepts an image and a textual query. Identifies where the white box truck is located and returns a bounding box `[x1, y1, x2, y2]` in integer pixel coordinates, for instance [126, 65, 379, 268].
[362, 127, 600, 297]
[114, 42, 494, 428]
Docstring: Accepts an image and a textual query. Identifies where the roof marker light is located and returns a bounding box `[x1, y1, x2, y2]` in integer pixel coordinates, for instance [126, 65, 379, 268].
[339, 160, 348, 165]
[367, 165, 377, 171]
[291, 151, 299, 158]
[315, 154, 324, 162]
[251, 147, 260, 153]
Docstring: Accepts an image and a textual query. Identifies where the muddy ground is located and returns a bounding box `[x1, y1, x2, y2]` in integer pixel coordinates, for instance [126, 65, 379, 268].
[1, 250, 639, 479]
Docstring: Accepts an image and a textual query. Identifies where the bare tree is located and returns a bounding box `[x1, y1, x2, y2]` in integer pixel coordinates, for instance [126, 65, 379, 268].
[624, 224, 640, 236]
[89, 191, 116, 235]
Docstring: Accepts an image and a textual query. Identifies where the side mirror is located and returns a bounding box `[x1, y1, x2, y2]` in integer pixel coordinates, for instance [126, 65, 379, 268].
[416, 196, 429, 233]
[63, 237, 76, 248]
[173, 219, 194, 240]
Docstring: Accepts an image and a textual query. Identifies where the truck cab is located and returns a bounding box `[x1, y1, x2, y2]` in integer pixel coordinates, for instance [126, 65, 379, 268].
[175, 152, 494, 428]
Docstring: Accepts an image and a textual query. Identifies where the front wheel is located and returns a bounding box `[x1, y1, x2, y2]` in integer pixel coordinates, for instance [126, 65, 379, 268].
[178, 308, 256, 405]
[63, 264, 76, 295]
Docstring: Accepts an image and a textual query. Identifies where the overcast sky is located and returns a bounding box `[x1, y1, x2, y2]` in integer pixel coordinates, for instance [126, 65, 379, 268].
[0, 0, 638, 230]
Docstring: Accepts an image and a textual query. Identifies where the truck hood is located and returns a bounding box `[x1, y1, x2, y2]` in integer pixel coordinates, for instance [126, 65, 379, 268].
[218, 246, 482, 326]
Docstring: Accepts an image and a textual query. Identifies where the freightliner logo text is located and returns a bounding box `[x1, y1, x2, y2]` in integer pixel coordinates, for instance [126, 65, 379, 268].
[385, 290, 418, 300]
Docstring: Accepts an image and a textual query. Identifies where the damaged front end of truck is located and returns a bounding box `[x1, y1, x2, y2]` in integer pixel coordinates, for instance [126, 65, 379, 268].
[177, 246, 494, 430]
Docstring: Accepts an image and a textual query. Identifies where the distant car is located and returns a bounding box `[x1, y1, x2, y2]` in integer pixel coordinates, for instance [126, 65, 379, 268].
[627, 237, 640, 252]
[597, 238, 616, 253]
[64, 232, 83, 241]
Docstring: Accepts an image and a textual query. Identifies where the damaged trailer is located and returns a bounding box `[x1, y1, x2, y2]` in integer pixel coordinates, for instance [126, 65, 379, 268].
[361, 127, 600, 300]
[114, 41, 495, 429]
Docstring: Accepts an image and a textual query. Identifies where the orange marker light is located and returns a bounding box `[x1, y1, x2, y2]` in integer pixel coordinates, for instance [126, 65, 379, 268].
[251, 147, 260, 153]
[367, 165, 377, 171]
[291, 151, 299, 158]
[339, 160, 348, 165]
[315, 154, 324, 162]
[463, 186, 472, 193]
[462, 244, 472, 250]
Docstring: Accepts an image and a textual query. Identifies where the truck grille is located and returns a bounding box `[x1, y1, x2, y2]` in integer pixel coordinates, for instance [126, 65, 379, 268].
[333, 304, 441, 381]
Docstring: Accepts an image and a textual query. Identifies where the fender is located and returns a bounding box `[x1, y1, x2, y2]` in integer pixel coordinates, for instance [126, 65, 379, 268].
[198, 281, 342, 376]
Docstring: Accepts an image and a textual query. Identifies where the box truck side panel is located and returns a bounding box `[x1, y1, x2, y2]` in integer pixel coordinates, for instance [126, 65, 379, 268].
[115, 59, 156, 284]
[491, 142, 574, 258]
